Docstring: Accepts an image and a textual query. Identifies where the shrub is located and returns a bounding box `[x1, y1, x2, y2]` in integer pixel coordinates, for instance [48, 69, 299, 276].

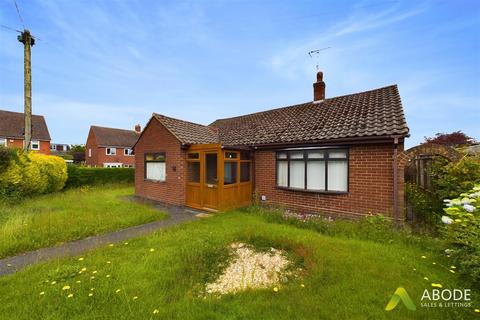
[430, 156, 480, 200]
[0, 149, 67, 200]
[65, 166, 134, 188]
[405, 183, 443, 225]
[441, 185, 480, 287]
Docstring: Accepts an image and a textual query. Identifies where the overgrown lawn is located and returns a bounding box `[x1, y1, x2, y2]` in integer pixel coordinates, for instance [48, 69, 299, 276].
[0, 185, 167, 258]
[0, 212, 476, 319]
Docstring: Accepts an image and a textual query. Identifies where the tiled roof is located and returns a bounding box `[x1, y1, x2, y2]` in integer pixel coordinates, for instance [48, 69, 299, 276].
[152, 84, 409, 146]
[0, 109, 51, 140]
[211, 85, 409, 145]
[91, 126, 139, 147]
[153, 113, 218, 144]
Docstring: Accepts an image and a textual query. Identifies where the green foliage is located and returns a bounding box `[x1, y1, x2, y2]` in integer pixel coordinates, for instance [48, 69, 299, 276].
[405, 183, 443, 225]
[430, 156, 480, 200]
[441, 185, 480, 287]
[0, 186, 167, 258]
[68, 144, 85, 153]
[0, 149, 67, 200]
[65, 166, 134, 188]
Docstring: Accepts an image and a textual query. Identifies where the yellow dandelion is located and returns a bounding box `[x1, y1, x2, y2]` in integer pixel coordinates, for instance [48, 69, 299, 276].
[78, 257, 84, 261]
[88, 293, 93, 297]
[92, 271, 97, 274]
[432, 262, 436, 265]
[124, 242, 129, 245]
[475, 309, 480, 313]
[109, 244, 114, 247]
[153, 309, 160, 314]
[300, 284, 305, 288]
[423, 277, 429, 281]
[81, 267, 87, 272]
[76, 280, 81, 283]
[90, 276, 95, 280]
[67, 293, 74, 298]
[273, 287, 279, 292]
[106, 261, 111, 264]
[450, 270, 456, 273]
[39, 291, 45, 296]
[62, 285, 71, 291]
[413, 268, 416, 271]
[51, 281, 57, 285]
[115, 289, 121, 293]
[421, 256, 426, 259]
[133, 296, 138, 300]
[451, 266, 456, 269]
[431, 283, 443, 288]
[106, 274, 111, 278]
[150, 248, 155, 252]
[90, 288, 95, 291]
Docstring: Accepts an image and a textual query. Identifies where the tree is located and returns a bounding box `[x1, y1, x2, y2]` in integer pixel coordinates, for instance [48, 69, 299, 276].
[69, 144, 86, 153]
[424, 131, 476, 147]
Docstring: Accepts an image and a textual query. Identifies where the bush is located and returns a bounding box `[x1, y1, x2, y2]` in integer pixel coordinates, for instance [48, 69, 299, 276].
[0, 148, 67, 200]
[405, 183, 443, 225]
[441, 184, 480, 288]
[431, 156, 480, 200]
[65, 166, 134, 188]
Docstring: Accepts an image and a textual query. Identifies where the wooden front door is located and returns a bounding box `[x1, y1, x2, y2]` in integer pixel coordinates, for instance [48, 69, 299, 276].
[202, 152, 218, 209]
[186, 150, 219, 211]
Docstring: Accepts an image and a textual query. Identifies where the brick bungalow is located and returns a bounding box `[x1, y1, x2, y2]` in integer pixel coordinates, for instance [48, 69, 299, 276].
[85, 125, 141, 167]
[134, 72, 409, 220]
[0, 109, 51, 154]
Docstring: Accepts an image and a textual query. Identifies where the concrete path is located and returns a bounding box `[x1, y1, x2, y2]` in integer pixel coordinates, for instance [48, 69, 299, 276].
[0, 197, 202, 277]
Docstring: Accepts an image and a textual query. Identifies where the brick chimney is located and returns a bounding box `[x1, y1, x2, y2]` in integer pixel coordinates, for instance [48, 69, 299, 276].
[135, 124, 141, 133]
[313, 71, 326, 101]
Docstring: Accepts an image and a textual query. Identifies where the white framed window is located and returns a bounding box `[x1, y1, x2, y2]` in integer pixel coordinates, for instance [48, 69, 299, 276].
[50, 144, 56, 151]
[145, 153, 166, 182]
[106, 147, 116, 155]
[88, 148, 92, 157]
[276, 148, 348, 192]
[104, 163, 122, 168]
[31, 140, 40, 150]
[0, 138, 6, 147]
[124, 148, 134, 156]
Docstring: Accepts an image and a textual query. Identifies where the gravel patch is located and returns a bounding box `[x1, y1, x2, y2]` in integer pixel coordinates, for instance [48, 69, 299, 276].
[205, 242, 291, 295]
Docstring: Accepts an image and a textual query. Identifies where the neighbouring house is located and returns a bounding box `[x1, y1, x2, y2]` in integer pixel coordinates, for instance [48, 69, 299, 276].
[0, 109, 51, 154]
[85, 125, 141, 167]
[50, 143, 70, 153]
[133, 72, 409, 220]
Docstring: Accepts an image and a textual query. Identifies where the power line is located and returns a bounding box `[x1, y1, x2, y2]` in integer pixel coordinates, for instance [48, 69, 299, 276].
[0, 24, 22, 33]
[12, 0, 25, 29]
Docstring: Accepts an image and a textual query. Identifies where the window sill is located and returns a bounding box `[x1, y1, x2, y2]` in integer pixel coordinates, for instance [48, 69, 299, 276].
[275, 186, 349, 195]
[144, 179, 166, 184]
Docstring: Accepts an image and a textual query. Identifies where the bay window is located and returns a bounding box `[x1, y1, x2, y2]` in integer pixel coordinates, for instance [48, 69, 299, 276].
[276, 148, 348, 192]
[145, 153, 166, 181]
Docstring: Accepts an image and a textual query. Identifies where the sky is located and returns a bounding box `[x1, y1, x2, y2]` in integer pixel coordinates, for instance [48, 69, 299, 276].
[0, 0, 479, 147]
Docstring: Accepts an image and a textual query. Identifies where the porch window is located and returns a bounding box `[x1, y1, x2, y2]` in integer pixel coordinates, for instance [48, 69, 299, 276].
[240, 162, 250, 182]
[187, 162, 200, 183]
[0, 138, 6, 147]
[276, 148, 348, 192]
[224, 162, 237, 185]
[145, 153, 166, 181]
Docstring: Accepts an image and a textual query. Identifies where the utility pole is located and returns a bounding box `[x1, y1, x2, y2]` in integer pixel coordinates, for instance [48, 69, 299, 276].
[18, 29, 35, 152]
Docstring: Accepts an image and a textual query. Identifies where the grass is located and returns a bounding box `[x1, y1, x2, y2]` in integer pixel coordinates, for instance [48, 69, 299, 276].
[0, 211, 477, 319]
[0, 185, 167, 258]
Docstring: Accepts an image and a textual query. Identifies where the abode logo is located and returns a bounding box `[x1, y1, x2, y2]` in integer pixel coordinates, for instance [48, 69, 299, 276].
[385, 286, 473, 311]
[385, 287, 416, 311]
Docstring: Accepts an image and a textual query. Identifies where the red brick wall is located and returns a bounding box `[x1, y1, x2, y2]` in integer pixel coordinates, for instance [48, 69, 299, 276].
[6, 138, 50, 155]
[134, 119, 186, 205]
[254, 143, 405, 220]
[85, 128, 135, 167]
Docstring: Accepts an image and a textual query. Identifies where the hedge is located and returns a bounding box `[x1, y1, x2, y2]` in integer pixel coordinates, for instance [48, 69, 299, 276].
[65, 166, 135, 188]
[0, 148, 67, 199]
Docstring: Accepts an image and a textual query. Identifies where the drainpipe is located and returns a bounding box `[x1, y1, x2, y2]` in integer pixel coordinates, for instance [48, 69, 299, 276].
[392, 136, 399, 226]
